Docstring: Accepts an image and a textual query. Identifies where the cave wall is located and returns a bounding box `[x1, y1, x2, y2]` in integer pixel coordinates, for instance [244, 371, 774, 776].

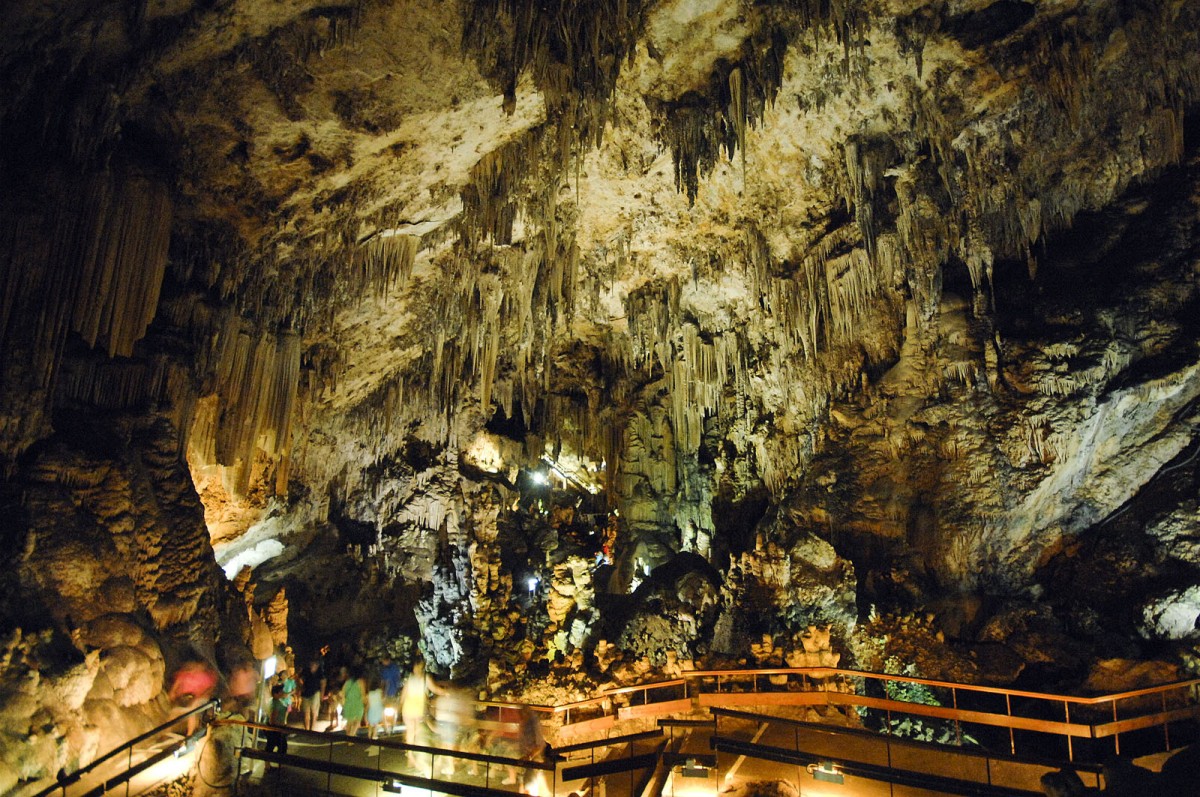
[2, 0, 1200, 782]
[0, 413, 253, 790]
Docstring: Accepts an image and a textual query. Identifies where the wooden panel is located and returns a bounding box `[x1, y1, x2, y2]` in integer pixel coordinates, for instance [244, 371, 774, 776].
[559, 715, 616, 735]
[698, 692, 825, 707]
[1092, 704, 1200, 737]
[554, 729, 663, 754]
[825, 692, 1094, 737]
[561, 752, 660, 780]
[618, 698, 692, 718]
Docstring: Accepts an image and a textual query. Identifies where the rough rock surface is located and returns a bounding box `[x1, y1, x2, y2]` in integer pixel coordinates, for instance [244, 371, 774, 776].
[0, 416, 251, 787]
[3, 0, 1200, 784]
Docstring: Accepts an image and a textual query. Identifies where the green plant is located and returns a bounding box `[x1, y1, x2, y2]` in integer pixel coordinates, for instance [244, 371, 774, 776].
[882, 655, 940, 706]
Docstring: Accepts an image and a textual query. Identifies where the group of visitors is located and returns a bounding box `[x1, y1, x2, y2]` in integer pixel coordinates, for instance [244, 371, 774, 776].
[260, 651, 548, 782]
[258, 650, 416, 739]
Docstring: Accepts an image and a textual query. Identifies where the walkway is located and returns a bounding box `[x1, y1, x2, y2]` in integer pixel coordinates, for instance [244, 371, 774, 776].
[22, 666, 1200, 796]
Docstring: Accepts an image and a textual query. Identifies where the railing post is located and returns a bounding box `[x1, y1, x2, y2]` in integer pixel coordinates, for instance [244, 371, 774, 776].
[952, 687, 961, 746]
[1006, 694, 1015, 756]
[326, 734, 334, 795]
[1064, 701, 1073, 762]
[1112, 698, 1120, 756]
[126, 744, 132, 797]
[1163, 690, 1171, 751]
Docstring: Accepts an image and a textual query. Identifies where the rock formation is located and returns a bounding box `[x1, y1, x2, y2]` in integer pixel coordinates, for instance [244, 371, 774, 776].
[2, 0, 1200, 787]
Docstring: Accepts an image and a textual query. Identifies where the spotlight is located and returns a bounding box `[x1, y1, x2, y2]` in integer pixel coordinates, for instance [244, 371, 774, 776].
[807, 761, 844, 784]
[530, 470, 548, 485]
[528, 576, 539, 592]
[173, 728, 205, 758]
[383, 707, 397, 720]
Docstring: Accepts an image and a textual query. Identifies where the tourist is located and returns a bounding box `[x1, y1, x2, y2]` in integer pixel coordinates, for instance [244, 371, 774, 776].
[300, 660, 325, 731]
[490, 704, 545, 785]
[325, 665, 344, 730]
[380, 655, 402, 734]
[400, 660, 431, 765]
[432, 684, 476, 775]
[366, 675, 385, 740]
[167, 660, 217, 735]
[279, 666, 296, 715]
[341, 665, 367, 737]
[264, 683, 289, 757]
[515, 705, 546, 788]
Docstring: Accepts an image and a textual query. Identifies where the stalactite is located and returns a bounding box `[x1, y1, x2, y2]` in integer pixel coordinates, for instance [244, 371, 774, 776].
[462, 0, 646, 146]
[657, 3, 870, 203]
[183, 318, 302, 497]
[841, 136, 896, 264]
[55, 355, 169, 411]
[349, 233, 419, 300]
[0, 173, 171, 363]
[0, 171, 172, 464]
[729, 67, 747, 180]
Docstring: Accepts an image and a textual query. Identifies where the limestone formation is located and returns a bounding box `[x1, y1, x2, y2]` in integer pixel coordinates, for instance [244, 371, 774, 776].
[2, 0, 1200, 786]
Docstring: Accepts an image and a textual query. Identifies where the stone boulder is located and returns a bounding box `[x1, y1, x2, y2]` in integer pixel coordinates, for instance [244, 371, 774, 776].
[99, 646, 165, 707]
[1139, 585, 1200, 640]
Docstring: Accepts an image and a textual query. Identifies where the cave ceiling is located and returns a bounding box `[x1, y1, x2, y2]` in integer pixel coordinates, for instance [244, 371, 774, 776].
[3, 0, 1200, 644]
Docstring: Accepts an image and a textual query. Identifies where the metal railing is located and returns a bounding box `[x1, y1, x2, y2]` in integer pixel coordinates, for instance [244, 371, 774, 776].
[542, 667, 1200, 762]
[28, 700, 218, 797]
[26, 666, 1197, 797]
[217, 718, 557, 796]
[710, 705, 1107, 795]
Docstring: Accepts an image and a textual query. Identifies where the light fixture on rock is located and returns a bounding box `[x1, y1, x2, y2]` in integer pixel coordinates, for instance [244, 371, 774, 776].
[807, 761, 844, 784]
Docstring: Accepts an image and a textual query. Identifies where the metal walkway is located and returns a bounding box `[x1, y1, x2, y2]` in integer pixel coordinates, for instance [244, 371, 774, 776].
[21, 666, 1200, 796]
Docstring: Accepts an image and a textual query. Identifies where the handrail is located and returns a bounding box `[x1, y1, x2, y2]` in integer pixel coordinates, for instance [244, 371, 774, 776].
[239, 747, 527, 797]
[710, 734, 1046, 797]
[553, 728, 663, 755]
[708, 707, 1106, 774]
[532, 666, 1198, 763]
[692, 667, 1198, 707]
[543, 666, 1200, 720]
[31, 699, 218, 797]
[214, 718, 558, 770]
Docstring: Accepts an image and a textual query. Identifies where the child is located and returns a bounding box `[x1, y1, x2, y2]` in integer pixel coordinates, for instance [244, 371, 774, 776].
[265, 683, 290, 756]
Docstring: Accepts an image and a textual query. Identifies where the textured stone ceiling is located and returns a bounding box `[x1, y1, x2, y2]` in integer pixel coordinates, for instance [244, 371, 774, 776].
[3, 0, 1200, 781]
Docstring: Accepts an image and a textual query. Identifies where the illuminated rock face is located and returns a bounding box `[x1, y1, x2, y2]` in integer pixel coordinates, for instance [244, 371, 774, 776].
[2, 0, 1200, 782]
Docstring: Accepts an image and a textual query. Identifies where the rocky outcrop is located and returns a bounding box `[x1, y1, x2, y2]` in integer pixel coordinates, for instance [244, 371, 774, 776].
[0, 415, 249, 788]
[2, 1, 1200, 772]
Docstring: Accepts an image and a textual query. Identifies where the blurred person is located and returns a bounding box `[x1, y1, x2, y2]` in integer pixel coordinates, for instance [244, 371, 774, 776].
[366, 675, 385, 741]
[264, 683, 289, 757]
[167, 660, 217, 734]
[400, 660, 433, 766]
[432, 684, 477, 775]
[380, 655, 402, 734]
[515, 705, 546, 788]
[300, 659, 325, 731]
[341, 665, 367, 737]
[280, 667, 297, 714]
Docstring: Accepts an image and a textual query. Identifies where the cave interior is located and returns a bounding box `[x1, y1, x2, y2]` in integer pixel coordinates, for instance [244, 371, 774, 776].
[2, 0, 1200, 790]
